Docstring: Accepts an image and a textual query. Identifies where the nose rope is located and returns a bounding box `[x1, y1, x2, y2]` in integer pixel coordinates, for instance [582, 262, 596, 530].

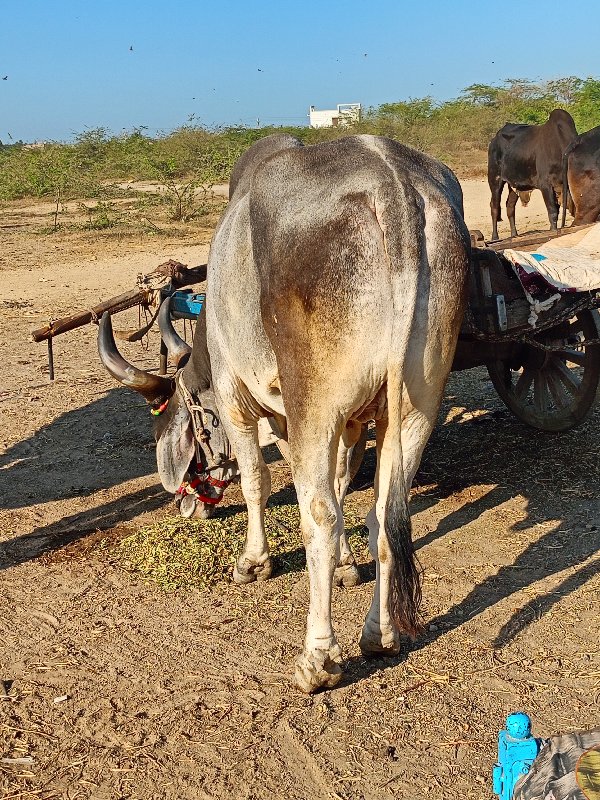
[176, 472, 232, 511]
[175, 372, 235, 473]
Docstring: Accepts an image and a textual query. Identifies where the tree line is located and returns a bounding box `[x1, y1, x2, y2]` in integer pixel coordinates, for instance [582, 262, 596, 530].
[1, 76, 598, 202]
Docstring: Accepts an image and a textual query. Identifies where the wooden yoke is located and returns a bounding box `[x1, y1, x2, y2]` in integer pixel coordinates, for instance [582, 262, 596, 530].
[31, 260, 207, 343]
[31, 259, 207, 380]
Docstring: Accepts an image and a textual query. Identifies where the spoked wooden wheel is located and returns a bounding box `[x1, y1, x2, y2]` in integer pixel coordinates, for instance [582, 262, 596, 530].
[486, 309, 600, 431]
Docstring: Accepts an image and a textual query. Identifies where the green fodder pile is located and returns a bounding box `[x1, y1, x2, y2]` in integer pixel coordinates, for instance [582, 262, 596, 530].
[113, 503, 369, 591]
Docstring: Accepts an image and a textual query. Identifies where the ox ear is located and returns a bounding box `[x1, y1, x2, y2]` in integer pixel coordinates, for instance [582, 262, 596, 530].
[156, 401, 195, 493]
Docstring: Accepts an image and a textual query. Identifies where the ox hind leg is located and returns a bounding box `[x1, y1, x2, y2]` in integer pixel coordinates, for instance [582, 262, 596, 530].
[506, 187, 520, 238]
[360, 387, 447, 655]
[541, 184, 560, 231]
[489, 177, 505, 242]
[333, 420, 365, 589]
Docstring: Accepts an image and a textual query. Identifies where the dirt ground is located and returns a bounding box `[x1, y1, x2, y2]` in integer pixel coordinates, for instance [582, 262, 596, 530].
[1, 179, 599, 800]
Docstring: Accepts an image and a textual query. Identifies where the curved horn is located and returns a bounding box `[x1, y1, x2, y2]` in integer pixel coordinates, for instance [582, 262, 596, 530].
[158, 296, 193, 367]
[98, 312, 174, 403]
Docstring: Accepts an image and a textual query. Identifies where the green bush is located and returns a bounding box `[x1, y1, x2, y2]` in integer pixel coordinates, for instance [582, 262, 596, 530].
[1, 75, 598, 202]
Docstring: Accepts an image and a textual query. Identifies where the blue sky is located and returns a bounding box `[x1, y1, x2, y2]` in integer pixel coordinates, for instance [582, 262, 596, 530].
[1, 0, 599, 142]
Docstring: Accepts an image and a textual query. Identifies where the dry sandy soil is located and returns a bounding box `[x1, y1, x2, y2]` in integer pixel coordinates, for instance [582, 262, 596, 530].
[1, 179, 599, 800]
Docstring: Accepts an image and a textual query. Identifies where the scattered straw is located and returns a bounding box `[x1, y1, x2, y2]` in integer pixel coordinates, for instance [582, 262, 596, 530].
[112, 503, 369, 591]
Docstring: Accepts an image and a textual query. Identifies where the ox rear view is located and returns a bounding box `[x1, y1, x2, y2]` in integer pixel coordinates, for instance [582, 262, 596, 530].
[205, 135, 471, 691]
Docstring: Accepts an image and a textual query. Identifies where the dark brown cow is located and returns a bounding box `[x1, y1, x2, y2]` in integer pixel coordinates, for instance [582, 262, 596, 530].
[561, 124, 600, 226]
[488, 109, 577, 240]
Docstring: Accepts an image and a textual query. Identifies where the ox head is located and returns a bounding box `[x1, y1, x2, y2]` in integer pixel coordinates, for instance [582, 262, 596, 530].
[98, 298, 237, 518]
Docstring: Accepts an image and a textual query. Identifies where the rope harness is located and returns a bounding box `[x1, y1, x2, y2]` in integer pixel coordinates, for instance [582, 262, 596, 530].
[463, 292, 600, 352]
[173, 372, 234, 513]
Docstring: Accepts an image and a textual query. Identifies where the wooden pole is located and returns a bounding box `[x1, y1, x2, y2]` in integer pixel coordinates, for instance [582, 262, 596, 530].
[31, 288, 148, 342]
[31, 262, 208, 343]
[47, 337, 54, 380]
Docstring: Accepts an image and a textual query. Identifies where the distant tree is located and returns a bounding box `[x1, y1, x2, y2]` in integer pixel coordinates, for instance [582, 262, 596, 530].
[545, 76, 584, 105]
[374, 98, 435, 123]
[572, 77, 600, 131]
[460, 83, 502, 106]
[503, 78, 542, 100]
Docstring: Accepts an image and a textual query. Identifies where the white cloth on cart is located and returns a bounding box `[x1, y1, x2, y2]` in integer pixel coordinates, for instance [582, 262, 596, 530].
[503, 223, 600, 292]
[501, 224, 600, 327]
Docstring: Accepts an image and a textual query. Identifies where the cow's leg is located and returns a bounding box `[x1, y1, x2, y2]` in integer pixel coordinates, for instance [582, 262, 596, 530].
[506, 187, 519, 238]
[218, 408, 272, 584]
[291, 424, 345, 693]
[360, 396, 443, 654]
[489, 177, 505, 241]
[359, 419, 403, 655]
[541, 185, 560, 231]
[333, 420, 362, 588]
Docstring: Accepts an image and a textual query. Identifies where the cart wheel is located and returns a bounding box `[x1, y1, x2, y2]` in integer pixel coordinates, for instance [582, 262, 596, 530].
[486, 309, 600, 432]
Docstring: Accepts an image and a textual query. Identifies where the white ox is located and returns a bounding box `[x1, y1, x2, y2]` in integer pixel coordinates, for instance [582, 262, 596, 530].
[99, 134, 470, 692]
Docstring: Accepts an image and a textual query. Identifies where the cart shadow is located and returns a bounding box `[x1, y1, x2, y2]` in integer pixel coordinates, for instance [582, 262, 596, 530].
[339, 370, 600, 659]
[0, 388, 157, 511]
[0, 483, 170, 571]
[399, 370, 600, 651]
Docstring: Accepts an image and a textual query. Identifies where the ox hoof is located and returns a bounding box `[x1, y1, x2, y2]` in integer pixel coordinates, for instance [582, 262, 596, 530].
[359, 623, 401, 657]
[333, 562, 361, 588]
[294, 645, 343, 693]
[233, 556, 273, 585]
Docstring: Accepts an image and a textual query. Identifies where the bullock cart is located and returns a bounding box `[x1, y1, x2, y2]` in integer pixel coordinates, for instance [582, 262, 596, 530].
[456, 225, 600, 431]
[31, 225, 600, 434]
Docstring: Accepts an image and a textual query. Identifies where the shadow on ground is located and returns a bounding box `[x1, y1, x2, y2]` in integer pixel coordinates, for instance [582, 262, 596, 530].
[1, 388, 156, 510]
[4, 368, 600, 653]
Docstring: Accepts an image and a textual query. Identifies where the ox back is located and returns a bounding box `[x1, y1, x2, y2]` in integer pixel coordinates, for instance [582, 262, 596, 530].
[562, 124, 600, 226]
[228, 133, 303, 202]
[488, 109, 577, 240]
[205, 134, 471, 691]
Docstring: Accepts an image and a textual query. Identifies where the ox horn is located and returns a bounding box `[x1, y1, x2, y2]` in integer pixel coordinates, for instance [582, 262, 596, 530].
[98, 312, 174, 403]
[158, 296, 192, 367]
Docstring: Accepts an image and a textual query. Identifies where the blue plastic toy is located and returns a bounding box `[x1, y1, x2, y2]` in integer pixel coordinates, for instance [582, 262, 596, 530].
[492, 713, 544, 800]
[169, 291, 205, 320]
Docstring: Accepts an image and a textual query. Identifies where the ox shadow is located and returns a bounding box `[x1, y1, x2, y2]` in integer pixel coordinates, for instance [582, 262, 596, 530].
[0, 484, 169, 571]
[343, 368, 600, 684]
[5, 368, 600, 654]
[1, 387, 173, 569]
[1, 387, 157, 511]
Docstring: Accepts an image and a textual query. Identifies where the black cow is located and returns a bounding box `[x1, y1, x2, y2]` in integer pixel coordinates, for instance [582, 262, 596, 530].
[488, 109, 577, 241]
[561, 124, 600, 226]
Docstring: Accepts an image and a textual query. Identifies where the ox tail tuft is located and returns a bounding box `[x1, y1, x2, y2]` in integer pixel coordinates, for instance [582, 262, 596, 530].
[382, 368, 423, 639]
[384, 466, 423, 638]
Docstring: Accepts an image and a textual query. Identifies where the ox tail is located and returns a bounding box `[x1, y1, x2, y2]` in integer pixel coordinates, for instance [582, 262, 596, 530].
[561, 137, 578, 228]
[380, 362, 423, 639]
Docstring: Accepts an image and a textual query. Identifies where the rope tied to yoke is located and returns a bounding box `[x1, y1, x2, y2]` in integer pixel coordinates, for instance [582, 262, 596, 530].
[463, 292, 600, 352]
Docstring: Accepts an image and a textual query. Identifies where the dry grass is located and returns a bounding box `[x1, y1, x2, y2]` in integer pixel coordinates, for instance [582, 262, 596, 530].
[111, 503, 370, 591]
